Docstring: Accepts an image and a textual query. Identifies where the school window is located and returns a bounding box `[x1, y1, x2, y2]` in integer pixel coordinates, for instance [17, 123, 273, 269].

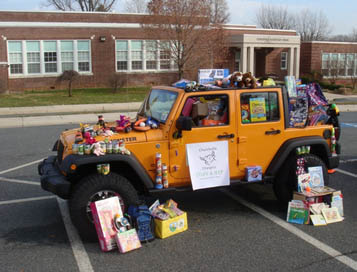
[7, 40, 91, 76]
[281, 52, 287, 70]
[116, 40, 128, 71]
[131, 40, 143, 70]
[240, 92, 280, 123]
[44, 41, 57, 73]
[322, 52, 357, 77]
[115, 39, 176, 72]
[159, 41, 171, 70]
[77, 41, 90, 72]
[347, 54, 354, 76]
[26, 41, 40, 74]
[61, 41, 74, 72]
[181, 94, 229, 127]
[8, 41, 23, 74]
[146, 40, 157, 70]
[321, 53, 329, 76]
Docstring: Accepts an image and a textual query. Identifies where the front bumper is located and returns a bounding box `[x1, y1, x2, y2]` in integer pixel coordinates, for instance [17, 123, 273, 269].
[38, 156, 71, 199]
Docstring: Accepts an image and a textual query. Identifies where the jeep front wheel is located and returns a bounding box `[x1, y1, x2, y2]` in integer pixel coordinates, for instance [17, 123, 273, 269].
[69, 172, 139, 240]
[273, 154, 329, 204]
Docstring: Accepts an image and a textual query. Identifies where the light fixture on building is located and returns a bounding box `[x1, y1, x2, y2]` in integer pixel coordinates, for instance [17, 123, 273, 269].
[99, 36, 106, 42]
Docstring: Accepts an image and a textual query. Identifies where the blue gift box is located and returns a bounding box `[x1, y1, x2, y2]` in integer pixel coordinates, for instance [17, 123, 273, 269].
[245, 166, 262, 182]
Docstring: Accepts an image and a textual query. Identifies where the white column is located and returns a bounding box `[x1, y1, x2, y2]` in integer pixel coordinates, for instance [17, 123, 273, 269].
[240, 46, 247, 73]
[248, 46, 255, 74]
[294, 47, 300, 79]
[288, 47, 294, 76]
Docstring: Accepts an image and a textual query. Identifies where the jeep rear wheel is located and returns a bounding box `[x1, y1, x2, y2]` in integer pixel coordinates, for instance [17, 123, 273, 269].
[273, 154, 329, 204]
[69, 172, 139, 240]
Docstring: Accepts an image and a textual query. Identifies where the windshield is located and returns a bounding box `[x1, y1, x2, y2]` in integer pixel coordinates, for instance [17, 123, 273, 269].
[138, 89, 178, 123]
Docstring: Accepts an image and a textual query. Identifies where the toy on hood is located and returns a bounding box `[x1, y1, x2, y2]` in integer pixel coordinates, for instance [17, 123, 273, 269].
[146, 117, 159, 129]
[242, 72, 257, 89]
[84, 132, 97, 145]
[134, 118, 150, 131]
[118, 140, 131, 155]
[116, 115, 132, 133]
[229, 72, 244, 87]
[75, 130, 83, 143]
[97, 115, 106, 128]
[91, 142, 105, 156]
[102, 129, 114, 137]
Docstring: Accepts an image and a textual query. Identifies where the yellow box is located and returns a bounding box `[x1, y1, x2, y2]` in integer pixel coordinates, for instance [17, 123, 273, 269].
[154, 212, 188, 239]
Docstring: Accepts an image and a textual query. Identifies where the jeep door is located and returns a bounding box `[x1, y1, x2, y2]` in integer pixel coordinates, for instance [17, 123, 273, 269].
[236, 88, 285, 175]
[168, 91, 239, 187]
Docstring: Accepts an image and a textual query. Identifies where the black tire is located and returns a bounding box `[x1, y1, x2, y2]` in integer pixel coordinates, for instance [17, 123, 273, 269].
[273, 153, 329, 204]
[69, 172, 139, 241]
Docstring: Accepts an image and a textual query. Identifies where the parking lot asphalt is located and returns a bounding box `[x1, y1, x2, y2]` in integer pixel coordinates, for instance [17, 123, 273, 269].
[0, 112, 357, 271]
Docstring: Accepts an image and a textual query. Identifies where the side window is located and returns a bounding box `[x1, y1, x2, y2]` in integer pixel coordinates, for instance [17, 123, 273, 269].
[181, 94, 229, 127]
[240, 92, 279, 123]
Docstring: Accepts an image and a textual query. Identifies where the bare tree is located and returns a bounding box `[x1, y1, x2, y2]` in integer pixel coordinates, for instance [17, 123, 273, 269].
[123, 0, 148, 13]
[144, 0, 229, 79]
[57, 70, 79, 97]
[209, 0, 229, 24]
[42, 0, 117, 11]
[255, 4, 295, 30]
[295, 9, 331, 41]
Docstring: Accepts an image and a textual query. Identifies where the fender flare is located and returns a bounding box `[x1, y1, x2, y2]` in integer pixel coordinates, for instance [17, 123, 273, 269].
[60, 153, 154, 189]
[266, 136, 332, 177]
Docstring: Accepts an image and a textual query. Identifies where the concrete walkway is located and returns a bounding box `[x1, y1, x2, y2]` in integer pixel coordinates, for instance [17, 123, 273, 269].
[0, 93, 356, 129]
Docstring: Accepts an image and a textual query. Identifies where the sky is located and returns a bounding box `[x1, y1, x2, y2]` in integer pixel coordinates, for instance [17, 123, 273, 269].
[0, 0, 356, 35]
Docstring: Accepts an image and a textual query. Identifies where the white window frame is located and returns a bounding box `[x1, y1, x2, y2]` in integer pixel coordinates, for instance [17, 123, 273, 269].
[115, 39, 177, 73]
[281, 52, 287, 70]
[61, 40, 74, 72]
[321, 52, 357, 78]
[7, 40, 92, 78]
[26, 41, 41, 74]
[8, 41, 23, 75]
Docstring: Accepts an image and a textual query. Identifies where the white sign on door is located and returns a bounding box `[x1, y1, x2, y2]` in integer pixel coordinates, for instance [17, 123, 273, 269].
[186, 141, 230, 190]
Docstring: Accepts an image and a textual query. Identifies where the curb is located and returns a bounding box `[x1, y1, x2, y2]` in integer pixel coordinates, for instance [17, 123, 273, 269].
[0, 102, 142, 116]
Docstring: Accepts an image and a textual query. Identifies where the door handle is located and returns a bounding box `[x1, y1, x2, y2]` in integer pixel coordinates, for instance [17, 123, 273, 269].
[217, 133, 235, 139]
[265, 129, 281, 135]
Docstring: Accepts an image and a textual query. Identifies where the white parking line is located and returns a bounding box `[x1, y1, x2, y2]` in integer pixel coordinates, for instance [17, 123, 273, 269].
[336, 168, 357, 178]
[57, 198, 94, 272]
[220, 188, 357, 271]
[0, 158, 45, 175]
[0, 195, 55, 205]
[0, 177, 40, 186]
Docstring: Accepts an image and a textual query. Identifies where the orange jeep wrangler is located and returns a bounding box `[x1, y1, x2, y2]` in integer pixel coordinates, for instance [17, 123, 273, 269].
[38, 85, 340, 237]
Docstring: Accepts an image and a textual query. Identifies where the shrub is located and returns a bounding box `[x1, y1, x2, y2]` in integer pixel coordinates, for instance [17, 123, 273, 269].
[57, 70, 80, 97]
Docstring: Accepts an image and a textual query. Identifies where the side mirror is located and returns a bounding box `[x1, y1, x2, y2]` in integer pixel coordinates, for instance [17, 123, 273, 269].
[174, 116, 192, 139]
[176, 116, 192, 131]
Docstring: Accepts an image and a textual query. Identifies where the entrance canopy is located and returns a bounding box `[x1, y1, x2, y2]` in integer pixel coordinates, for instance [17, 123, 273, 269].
[229, 34, 301, 79]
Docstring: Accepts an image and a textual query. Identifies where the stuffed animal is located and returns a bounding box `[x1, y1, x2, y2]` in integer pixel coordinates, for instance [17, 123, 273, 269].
[83, 132, 97, 145]
[242, 72, 257, 89]
[229, 72, 244, 87]
[91, 142, 105, 156]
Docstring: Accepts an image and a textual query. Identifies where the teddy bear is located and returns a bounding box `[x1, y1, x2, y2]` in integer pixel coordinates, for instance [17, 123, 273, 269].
[242, 72, 257, 89]
[229, 72, 244, 87]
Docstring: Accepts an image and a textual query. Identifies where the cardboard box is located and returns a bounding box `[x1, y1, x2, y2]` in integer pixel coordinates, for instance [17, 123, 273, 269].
[245, 165, 262, 182]
[154, 212, 188, 239]
[115, 229, 141, 253]
[192, 102, 208, 119]
[90, 196, 123, 252]
[293, 188, 334, 206]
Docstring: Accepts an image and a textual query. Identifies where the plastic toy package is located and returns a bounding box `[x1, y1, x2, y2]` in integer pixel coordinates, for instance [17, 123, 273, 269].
[90, 196, 123, 252]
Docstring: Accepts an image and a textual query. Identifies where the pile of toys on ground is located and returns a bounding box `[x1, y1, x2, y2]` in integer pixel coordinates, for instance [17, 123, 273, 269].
[286, 147, 343, 226]
[70, 115, 159, 157]
[92, 196, 188, 253]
